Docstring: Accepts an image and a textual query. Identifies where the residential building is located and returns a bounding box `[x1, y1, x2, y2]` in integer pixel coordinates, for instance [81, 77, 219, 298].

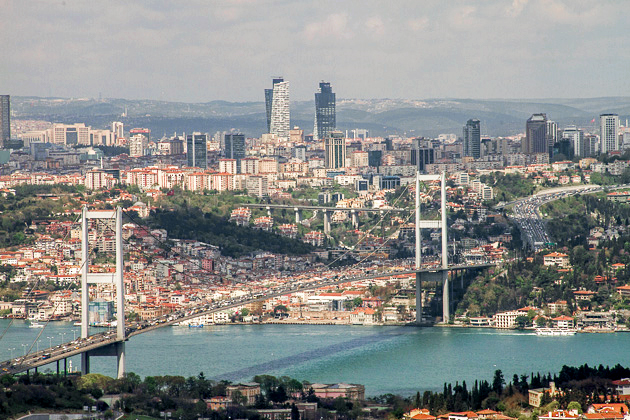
[226, 382, 261, 405]
[543, 252, 569, 267]
[600, 114, 619, 154]
[493, 311, 520, 329]
[308, 383, 365, 400]
[314, 81, 336, 141]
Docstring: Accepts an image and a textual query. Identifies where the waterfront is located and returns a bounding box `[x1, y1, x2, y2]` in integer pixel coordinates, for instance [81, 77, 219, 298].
[2, 321, 630, 396]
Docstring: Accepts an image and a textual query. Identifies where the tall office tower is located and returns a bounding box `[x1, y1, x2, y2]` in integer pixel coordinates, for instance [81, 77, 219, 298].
[314, 81, 336, 141]
[0, 95, 10, 148]
[463, 119, 481, 159]
[224, 133, 246, 172]
[600, 113, 619, 154]
[186, 132, 208, 169]
[265, 77, 290, 139]
[523, 114, 548, 155]
[324, 131, 346, 169]
[562, 126, 584, 157]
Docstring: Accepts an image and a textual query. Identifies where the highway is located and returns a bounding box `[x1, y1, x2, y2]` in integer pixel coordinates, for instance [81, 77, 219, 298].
[508, 184, 630, 251]
[0, 262, 493, 375]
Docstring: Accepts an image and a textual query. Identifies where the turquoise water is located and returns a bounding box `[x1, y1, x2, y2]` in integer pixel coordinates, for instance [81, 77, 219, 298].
[2, 321, 629, 396]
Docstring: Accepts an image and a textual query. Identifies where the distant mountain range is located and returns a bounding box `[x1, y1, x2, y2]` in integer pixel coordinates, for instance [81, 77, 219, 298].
[12, 96, 630, 138]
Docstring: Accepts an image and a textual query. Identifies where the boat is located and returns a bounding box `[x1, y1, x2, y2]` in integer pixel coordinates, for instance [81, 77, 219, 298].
[29, 321, 45, 328]
[535, 327, 576, 336]
[188, 323, 204, 328]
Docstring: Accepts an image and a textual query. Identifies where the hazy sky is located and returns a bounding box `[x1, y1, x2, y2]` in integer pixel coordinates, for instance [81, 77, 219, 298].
[1, 0, 628, 103]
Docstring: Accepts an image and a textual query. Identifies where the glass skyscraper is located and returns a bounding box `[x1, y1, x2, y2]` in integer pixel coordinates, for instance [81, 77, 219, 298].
[225, 133, 246, 172]
[186, 133, 208, 169]
[314, 82, 336, 141]
[463, 119, 481, 159]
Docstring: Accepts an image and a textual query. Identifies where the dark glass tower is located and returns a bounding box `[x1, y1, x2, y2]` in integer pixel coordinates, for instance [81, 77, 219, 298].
[463, 119, 481, 159]
[225, 133, 246, 172]
[524, 114, 548, 155]
[314, 82, 336, 141]
[186, 133, 208, 169]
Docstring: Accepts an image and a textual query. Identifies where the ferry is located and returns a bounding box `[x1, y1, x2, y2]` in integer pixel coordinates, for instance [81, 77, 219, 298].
[29, 321, 45, 328]
[535, 327, 576, 336]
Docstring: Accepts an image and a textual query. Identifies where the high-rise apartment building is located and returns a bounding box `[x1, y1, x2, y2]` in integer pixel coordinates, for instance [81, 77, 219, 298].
[324, 131, 346, 169]
[314, 82, 336, 141]
[186, 132, 208, 169]
[562, 126, 584, 157]
[463, 119, 481, 159]
[265, 77, 290, 140]
[0, 95, 10, 148]
[600, 113, 619, 154]
[523, 114, 548, 155]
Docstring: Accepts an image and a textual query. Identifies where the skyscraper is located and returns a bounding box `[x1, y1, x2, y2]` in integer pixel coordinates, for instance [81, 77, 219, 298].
[324, 131, 346, 169]
[265, 77, 290, 140]
[600, 113, 619, 154]
[314, 81, 336, 141]
[187, 132, 208, 169]
[0, 95, 10, 148]
[225, 133, 246, 172]
[463, 119, 481, 159]
[523, 114, 548, 155]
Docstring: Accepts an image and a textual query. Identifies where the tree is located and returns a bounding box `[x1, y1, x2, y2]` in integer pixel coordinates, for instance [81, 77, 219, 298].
[567, 401, 583, 414]
[492, 370, 505, 395]
[514, 315, 529, 329]
[291, 403, 300, 420]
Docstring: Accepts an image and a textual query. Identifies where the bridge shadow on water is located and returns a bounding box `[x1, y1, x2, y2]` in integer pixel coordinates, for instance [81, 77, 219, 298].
[213, 326, 410, 382]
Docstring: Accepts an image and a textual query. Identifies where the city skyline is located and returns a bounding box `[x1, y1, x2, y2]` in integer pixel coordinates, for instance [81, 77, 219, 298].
[1, 1, 628, 103]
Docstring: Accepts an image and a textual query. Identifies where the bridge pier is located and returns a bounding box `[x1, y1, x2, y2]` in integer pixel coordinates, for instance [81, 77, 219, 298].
[323, 211, 331, 235]
[81, 353, 89, 375]
[266, 206, 272, 216]
[415, 272, 423, 324]
[116, 342, 126, 379]
[295, 208, 302, 224]
[442, 271, 450, 323]
[351, 210, 359, 229]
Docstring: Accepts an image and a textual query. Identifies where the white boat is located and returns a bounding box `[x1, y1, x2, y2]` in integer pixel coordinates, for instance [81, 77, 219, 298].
[29, 321, 45, 328]
[535, 327, 576, 336]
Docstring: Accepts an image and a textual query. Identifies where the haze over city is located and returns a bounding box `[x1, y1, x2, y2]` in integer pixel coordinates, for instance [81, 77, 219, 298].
[1, 0, 628, 102]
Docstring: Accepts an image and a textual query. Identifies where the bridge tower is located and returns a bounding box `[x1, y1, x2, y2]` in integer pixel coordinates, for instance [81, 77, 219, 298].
[81, 206, 126, 378]
[415, 172, 450, 324]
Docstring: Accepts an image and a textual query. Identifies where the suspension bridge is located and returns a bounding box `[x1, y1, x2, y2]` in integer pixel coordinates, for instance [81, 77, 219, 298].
[0, 172, 497, 378]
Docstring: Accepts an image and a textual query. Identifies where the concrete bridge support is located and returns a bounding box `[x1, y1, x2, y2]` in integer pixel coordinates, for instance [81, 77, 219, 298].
[266, 206, 272, 216]
[295, 208, 302, 224]
[351, 210, 359, 229]
[324, 210, 332, 235]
